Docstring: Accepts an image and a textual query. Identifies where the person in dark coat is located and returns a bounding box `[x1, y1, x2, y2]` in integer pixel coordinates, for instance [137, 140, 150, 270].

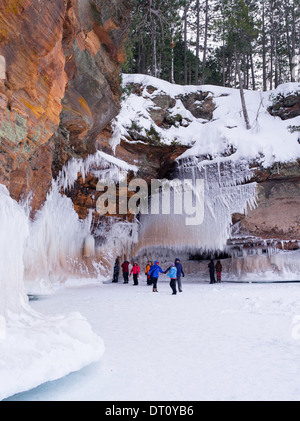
[215, 260, 223, 283]
[208, 259, 216, 284]
[113, 259, 120, 283]
[121, 260, 130, 284]
[175, 258, 185, 292]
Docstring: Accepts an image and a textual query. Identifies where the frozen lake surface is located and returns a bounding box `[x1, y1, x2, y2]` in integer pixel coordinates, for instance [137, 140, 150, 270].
[6, 279, 300, 401]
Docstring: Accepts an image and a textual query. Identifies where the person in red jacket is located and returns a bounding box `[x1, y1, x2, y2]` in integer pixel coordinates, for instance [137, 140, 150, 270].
[215, 260, 223, 283]
[130, 262, 141, 286]
[121, 260, 130, 284]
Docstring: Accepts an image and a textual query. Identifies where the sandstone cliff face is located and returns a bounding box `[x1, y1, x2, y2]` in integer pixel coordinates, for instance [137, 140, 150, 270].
[0, 0, 130, 212]
[233, 161, 300, 248]
[234, 92, 300, 248]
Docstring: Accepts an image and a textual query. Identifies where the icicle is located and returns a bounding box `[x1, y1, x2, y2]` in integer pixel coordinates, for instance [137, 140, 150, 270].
[134, 158, 257, 257]
[55, 150, 138, 192]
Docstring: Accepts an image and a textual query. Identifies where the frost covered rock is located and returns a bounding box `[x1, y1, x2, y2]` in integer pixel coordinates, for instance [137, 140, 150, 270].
[148, 94, 176, 126]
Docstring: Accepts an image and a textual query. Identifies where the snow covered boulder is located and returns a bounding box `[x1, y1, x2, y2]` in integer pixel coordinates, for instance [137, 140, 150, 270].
[268, 86, 300, 120]
[177, 91, 216, 120]
[148, 94, 176, 126]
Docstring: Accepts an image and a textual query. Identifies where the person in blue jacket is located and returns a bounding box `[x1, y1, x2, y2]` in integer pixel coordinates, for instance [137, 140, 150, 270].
[148, 261, 164, 292]
[175, 258, 185, 292]
[165, 263, 178, 295]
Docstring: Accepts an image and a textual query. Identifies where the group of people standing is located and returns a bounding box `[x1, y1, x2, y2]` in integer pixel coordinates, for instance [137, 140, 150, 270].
[113, 260, 140, 285]
[113, 258, 185, 295]
[147, 259, 185, 295]
[113, 258, 223, 292]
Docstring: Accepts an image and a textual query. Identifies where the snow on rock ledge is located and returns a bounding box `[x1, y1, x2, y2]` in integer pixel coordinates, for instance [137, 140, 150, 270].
[116, 74, 300, 168]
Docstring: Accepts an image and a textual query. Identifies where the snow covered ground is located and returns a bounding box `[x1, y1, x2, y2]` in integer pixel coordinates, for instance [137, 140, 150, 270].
[5, 278, 300, 401]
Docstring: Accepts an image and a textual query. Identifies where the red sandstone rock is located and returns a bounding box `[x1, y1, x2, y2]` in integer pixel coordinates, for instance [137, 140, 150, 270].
[234, 161, 300, 243]
[0, 0, 131, 214]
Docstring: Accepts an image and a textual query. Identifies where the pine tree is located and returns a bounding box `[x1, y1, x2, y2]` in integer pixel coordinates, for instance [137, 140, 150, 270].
[124, 0, 182, 82]
[124, 0, 300, 89]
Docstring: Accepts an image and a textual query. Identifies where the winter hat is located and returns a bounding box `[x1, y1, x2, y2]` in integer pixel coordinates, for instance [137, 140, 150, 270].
[170, 263, 175, 267]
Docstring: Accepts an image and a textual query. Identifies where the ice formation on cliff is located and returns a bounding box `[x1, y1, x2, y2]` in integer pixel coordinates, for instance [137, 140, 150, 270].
[134, 158, 257, 256]
[0, 184, 104, 400]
